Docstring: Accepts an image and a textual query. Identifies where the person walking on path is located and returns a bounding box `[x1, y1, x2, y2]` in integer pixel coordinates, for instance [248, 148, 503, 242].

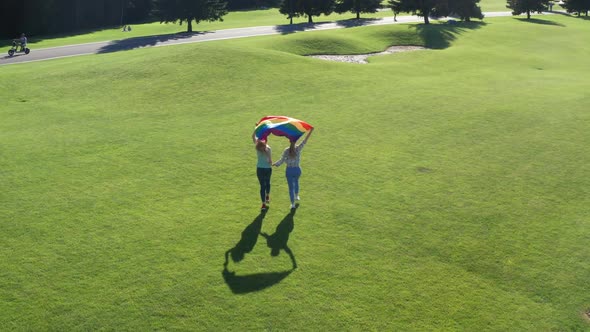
[253, 131, 273, 210]
[273, 128, 314, 209]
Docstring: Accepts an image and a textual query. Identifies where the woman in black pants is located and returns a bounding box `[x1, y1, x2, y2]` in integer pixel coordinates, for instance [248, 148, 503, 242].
[253, 132, 272, 210]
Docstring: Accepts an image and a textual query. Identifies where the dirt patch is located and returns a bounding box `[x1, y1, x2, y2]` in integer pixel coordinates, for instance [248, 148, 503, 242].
[308, 46, 426, 64]
[416, 166, 433, 173]
[584, 308, 590, 322]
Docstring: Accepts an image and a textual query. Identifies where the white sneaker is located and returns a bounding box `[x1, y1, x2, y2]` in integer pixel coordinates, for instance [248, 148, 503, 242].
[291, 203, 296, 209]
[296, 195, 300, 201]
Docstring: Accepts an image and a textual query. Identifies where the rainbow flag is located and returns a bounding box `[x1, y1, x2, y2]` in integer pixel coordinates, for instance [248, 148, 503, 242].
[254, 116, 313, 142]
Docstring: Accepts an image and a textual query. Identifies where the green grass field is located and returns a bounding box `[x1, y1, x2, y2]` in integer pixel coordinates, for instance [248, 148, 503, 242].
[1, 8, 394, 50]
[1, 0, 522, 50]
[1, 15, 589, 330]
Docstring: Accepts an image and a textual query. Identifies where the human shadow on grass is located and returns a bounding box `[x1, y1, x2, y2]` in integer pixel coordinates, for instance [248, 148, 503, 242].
[515, 17, 565, 26]
[411, 21, 486, 49]
[222, 207, 298, 294]
[260, 205, 298, 269]
[224, 210, 267, 267]
[97, 31, 210, 54]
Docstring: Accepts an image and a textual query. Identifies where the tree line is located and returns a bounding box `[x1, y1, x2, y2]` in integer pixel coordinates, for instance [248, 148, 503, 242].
[0, 0, 154, 39]
[1, 0, 587, 39]
[0, 0, 277, 38]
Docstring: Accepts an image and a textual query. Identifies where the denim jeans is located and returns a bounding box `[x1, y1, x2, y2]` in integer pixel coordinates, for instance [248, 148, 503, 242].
[285, 166, 301, 204]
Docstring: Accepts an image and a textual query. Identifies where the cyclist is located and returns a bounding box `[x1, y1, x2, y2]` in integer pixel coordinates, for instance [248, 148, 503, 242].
[18, 33, 27, 51]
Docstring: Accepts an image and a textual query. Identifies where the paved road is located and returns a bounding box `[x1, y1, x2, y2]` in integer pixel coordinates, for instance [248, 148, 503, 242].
[0, 12, 515, 66]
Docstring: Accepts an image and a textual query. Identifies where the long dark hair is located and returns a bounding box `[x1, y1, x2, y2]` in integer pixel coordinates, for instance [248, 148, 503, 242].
[256, 140, 267, 152]
[288, 141, 296, 158]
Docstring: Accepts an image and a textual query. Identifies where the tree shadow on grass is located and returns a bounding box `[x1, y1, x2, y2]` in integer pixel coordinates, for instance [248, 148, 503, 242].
[548, 10, 573, 16]
[514, 17, 565, 26]
[411, 21, 486, 49]
[0, 39, 14, 49]
[335, 18, 382, 28]
[222, 207, 298, 294]
[0, 30, 103, 49]
[412, 21, 486, 49]
[275, 22, 319, 35]
[97, 31, 209, 54]
[0, 22, 158, 49]
[274, 17, 381, 35]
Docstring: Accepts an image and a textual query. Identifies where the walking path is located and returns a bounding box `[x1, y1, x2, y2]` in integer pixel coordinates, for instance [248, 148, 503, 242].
[0, 12, 518, 66]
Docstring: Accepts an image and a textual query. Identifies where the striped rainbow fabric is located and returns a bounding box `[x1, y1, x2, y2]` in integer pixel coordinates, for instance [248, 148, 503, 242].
[254, 116, 313, 142]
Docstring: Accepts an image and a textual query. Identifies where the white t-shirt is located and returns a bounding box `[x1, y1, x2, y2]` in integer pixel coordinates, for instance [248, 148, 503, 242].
[275, 142, 305, 168]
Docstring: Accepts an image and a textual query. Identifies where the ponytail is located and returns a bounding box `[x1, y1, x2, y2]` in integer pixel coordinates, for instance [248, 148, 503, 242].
[256, 140, 267, 152]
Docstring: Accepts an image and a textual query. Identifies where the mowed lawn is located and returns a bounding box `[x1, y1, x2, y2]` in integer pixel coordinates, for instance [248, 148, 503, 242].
[1, 15, 589, 330]
[1, 0, 516, 50]
[0, 8, 395, 50]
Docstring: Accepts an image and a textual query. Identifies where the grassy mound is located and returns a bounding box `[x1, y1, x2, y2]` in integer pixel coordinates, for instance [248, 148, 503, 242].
[1, 15, 589, 330]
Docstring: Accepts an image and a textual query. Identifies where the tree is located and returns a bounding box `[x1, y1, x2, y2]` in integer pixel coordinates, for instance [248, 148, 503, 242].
[155, 0, 228, 32]
[0, 0, 155, 38]
[562, 0, 590, 16]
[334, 0, 382, 19]
[126, 0, 156, 24]
[448, 0, 484, 21]
[279, 0, 336, 23]
[389, 0, 449, 24]
[506, 0, 549, 19]
[226, 0, 280, 10]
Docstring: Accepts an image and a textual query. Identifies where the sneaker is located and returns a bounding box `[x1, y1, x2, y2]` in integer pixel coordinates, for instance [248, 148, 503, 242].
[291, 203, 296, 209]
[296, 195, 300, 201]
[265, 195, 270, 204]
[261, 203, 268, 210]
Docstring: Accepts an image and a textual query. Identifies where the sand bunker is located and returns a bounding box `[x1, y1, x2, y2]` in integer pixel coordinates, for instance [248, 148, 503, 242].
[308, 46, 426, 64]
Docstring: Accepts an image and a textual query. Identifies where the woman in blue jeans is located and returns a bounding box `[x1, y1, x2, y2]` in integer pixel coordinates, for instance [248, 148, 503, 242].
[273, 128, 314, 209]
[253, 132, 272, 210]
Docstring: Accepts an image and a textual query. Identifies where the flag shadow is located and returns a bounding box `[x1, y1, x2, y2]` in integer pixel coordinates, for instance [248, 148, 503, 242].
[222, 269, 293, 294]
[222, 207, 299, 294]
